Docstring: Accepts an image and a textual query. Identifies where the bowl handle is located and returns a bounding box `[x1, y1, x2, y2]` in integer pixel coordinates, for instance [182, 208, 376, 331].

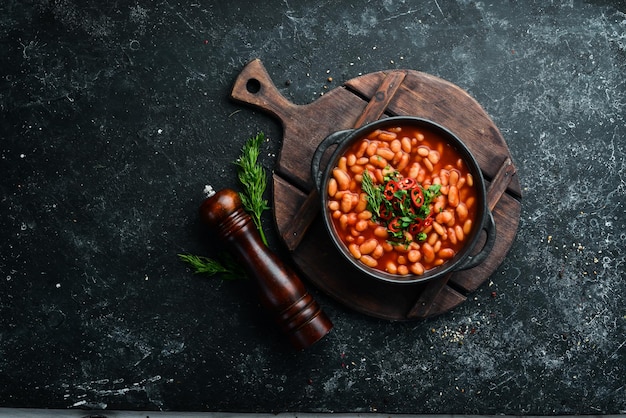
[310, 130, 353, 191]
[455, 210, 497, 271]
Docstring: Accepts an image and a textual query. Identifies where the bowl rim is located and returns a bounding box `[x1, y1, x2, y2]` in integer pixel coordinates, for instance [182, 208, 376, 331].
[317, 116, 491, 285]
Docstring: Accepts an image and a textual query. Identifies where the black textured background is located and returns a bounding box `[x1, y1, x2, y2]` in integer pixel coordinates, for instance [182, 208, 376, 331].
[1, 0, 625, 414]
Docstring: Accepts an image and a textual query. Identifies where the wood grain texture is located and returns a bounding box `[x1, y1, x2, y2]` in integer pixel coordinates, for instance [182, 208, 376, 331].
[231, 59, 522, 320]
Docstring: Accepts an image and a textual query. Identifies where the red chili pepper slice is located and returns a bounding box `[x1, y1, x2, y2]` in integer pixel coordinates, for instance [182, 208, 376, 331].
[383, 181, 399, 200]
[410, 187, 424, 208]
[422, 214, 434, 227]
[388, 217, 402, 233]
[408, 222, 422, 235]
[399, 177, 416, 190]
[379, 205, 393, 220]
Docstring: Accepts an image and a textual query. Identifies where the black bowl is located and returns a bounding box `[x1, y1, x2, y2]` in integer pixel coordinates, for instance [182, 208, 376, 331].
[311, 117, 496, 284]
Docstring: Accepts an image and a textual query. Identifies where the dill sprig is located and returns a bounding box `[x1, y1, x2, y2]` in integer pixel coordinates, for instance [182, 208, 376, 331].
[177, 253, 245, 280]
[234, 132, 270, 246]
[178, 132, 270, 280]
[361, 170, 384, 218]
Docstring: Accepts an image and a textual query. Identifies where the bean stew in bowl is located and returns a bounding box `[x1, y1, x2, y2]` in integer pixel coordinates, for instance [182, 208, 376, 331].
[311, 117, 496, 284]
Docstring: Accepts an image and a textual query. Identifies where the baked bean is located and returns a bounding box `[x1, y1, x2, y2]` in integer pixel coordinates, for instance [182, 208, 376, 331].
[359, 238, 378, 255]
[386, 262, 398, 274]
[456, 203, 468, 221]
[409, 262, 425, 275]
[427, 232, 439, 246]
[433, 221, 445, 236]
[350, 164, 365, 174]
[358, 210, 372, 220]
[374, 226, 388, 239]
[455, 224, 465, 242]
[338, 156, 347, 172]
[397, 265, 409, 275]
[367, 130, 382, 140]
[439, 248, 455, 259]
[401, 137, 412, 153]
[341, 193, 354, 213]
[390, 139, 402, 152]
[360, 255, 378, 268]
[347, 153, 357, 166]
[428, 150, 440, 165]
[355, 219, 369, 232]
[417, 145, 430, 157]
[355, 141, 368, 158]
[366, 142, 378, 157]
[449, 169, 460, 186]
[378, 131, 397, 141]
[448, 227, 457, 245]
[370, 155, 388, 169]
[433, 258, 445, 267]
[463, 219, 473, 235]
[328, 201, 340, 211]
[372, 245, 384, 259]
[328, 178, 338, 197]
[349, 243, 361, 259]
[396, 153, 410, 172]
[408, 249, 421, 263]
[436, 210, 453, 225]
[423, 158, 434, 172]
[448, 185, 459, 208]
[422, 243, 436, 263]
[333, 168, 351, 191]
[433, 240, 442, 253]
[377, 148, 395, 161]
[339, 214, 349, 230]
[440, 169, 449, 186]
[408, 163, 420, 179]
[466, 173, 474, 187]
[355, 193, 368, 212]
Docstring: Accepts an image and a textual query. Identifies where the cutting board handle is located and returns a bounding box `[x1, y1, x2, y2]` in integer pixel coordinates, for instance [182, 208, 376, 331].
[231, 59, 297, 123]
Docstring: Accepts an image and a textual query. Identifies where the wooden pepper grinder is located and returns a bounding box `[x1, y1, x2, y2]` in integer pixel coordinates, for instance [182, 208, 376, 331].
[199, 187, 333, 350]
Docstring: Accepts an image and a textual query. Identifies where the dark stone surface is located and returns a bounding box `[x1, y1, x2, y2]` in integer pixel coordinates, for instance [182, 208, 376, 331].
[1, 0, 625, 414]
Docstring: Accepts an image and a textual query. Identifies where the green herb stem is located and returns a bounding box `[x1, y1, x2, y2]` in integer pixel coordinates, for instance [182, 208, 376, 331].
[177, 253, 245, 280]
[234, 132, 270, 246]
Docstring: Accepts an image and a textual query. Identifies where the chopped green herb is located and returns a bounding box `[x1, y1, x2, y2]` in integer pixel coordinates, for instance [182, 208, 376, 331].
[361, 169, 441, 246]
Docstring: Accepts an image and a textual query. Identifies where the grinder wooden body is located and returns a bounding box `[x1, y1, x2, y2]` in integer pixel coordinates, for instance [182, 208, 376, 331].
[199, 188, 332, 350]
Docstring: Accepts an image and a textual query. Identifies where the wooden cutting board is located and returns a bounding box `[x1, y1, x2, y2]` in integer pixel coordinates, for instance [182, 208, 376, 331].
[231, 59, 522, 320]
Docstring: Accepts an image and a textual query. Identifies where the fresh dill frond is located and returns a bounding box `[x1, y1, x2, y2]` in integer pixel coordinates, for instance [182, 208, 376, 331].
[234, 132, 270, 246]
[177, 253, 245, 280]
[361, 170, 384, 218]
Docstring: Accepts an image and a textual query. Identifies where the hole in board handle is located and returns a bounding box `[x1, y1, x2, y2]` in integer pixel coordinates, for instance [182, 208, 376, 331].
[246, 78, 261, 94]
